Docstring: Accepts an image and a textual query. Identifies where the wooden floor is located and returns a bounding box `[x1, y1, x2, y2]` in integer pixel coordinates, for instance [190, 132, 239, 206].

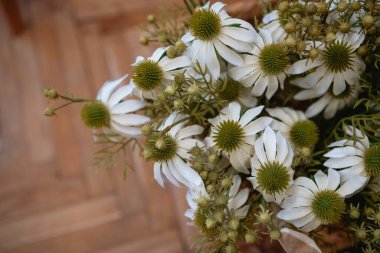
[0, 0, 195, 252]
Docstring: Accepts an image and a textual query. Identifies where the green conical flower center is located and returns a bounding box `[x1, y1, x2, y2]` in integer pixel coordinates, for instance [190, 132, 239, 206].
[133, 60, 163, 91]
[259, 44, 289, 75]
[148, 134, 177, 162]
[81, 101, 110, 128]
[290, 120, 319, 148]
[311, 190, 345, 224]
[213, 120, 244, 152]
[325, 42, 353, 73]
[365, 145, 380, 176]
[257, 162, 290, 194]
[189, 9, 222, 40]
[219, 78, 241, 102]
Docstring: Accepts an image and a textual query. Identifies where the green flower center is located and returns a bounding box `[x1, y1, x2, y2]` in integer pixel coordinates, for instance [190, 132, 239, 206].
[81, 101, 110, 128]
[219, 78, 241, 102]
[194, 207, 217, 237]
[325, 42, 353, 73]
[364, 145, 380, 176]
[189, 9, 222, 40]
[290, 120, 319, 148]
[213, 120, 244, 152]
[259, 44, 289, 75]
[311, 190, 345, 224]
[133, 60, 163, 91]
[257, 162, 290, 194]
[147, 134, 177, 162]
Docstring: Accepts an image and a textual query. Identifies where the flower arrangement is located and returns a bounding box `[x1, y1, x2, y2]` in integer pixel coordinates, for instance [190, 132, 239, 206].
[43, 0, 380, 252]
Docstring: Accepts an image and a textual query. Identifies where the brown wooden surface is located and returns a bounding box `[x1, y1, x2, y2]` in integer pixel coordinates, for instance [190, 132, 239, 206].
[0, 0, 24, 35]
[0, 0, 194, 252]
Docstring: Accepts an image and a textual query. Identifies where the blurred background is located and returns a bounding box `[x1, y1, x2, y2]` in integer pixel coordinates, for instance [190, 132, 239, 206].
[0, 0, 270, 253]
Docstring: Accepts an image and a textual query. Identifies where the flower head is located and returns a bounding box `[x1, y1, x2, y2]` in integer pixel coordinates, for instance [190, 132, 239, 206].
[278, 169, 367, 232]
[324, 126, 376, 186]
[230, 29, 289, 99]
[182, 2, 256, 80]
[208, 102, 272, 173]
[249, 127, 294, 204]
[93, 74, 149, 136]
[132, 47, 191, 98]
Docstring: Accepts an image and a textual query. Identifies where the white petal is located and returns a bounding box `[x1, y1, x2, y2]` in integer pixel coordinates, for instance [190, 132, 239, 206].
[218, 34, 252, 52]
[162, 162, 180, 187]
[228, 188, 249, 210]
[332, 73, 346, 95]
[280, 228, 322, 253]
[323, 156, 363, 169]
[239, 105, 264, 127]
[213, 39, 243, 66]
[112, 114, 150, 126]
[327, 168, 340, 190]
[262, 127, 277, 162]
[107, 84, 134, 107]
[229, 175, 241, 198]
[205, 41, 220, 80]
[301, 218, 321, 232]
[305, 95, 330, 118]
[111, 122, 142, 136]
[314, 170, 328, 190]
[154, 162, 165, 187]
[210, 2, 226, 13]
[288, 58, 323, 75]
[336, 175, 368, 198]
[254, 136, 267, 165]
[294, 177, 318, 193]
[160, 56, 191, 71]
[181, 32, 194, 43]
[286, 185, 314, 199]
[98, 74, 128, 102]
[281, 196, 311, 209]
[324, 146, 363, 158]
[221, 27, 255, 43]
[176, 125, 204, 140]
[229, 150, 250, 173]
[111, 100, 146, 114]
[277, 207, 311, 221]
[244, 117, 272, 136]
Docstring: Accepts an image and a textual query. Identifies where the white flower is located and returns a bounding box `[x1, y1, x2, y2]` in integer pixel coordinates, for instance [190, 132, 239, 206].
[305, 84, 361, 119]
[277, 169, 367, 232]
[95, 74, 150, 136]
[150, 112, 204, 188]
[262, 10, 286, 41]
[289, 33, 365, 99]
[131, 47, 191, 98]
[249, 127, 294, 204]
[266, 107, 319, 150]
[324, 126, 378, 185]
[207, 102, 272, 173]
[182, 1, 256, 80]
[229, 28, 289, 99]
[185, 175, 250, 221]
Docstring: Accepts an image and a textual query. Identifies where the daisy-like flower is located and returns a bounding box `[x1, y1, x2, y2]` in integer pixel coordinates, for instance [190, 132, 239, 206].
[131, 47, 191, 98]
[185, 175, 249, 223]
[182, 2, 256, 80]
[277, 169, 367, 232]
[229, 28, 289, 99]
[262, 10, 286, 42]
[305, 84, 361, 119]
[208, 102, 272, 173]
[324, 126, 379, 184]
[81, 74, 150, 136]
[147, 112, 204, 188]
[217, 77, 258, 108]
[266, 107, 319, 151]
[249, 127, 295, 204]
[290, 32, 365, 99]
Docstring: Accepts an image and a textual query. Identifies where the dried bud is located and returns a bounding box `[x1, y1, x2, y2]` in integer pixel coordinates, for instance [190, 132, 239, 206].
[317, 2, 328, 14]
[306, 3, 317, 14]
[285, 36, 296, 47]
[309, 24, 320, 37]
[351, 1, 361, 11]
[301, 17, 313, 27]
[337, 1, 348, 11]
[339, 22, 351, 33]
[174, 73, 185, 85]
[365, 1, 375, 10]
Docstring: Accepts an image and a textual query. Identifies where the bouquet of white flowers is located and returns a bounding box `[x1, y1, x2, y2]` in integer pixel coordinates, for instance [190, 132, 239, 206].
[43, 0, 380, 252]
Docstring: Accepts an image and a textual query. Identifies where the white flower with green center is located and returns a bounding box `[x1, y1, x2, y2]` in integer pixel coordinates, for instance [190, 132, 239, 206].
[266, 107, 319, 150]
[229, 28, 289, 99]
[289, 33, 365, 99]
[324, 126, 378, 187]
[185, 175, 250, 221]
[207, 102, 272, 173]
[305, 85, 361, 119]
[82, 74, 150, 137]
[277, 169, 367, 232]
[131, 47, 191, 99]
[249, 127, 295, 204]
[182, 2, 256, 80]
[149, 112, 205, 188]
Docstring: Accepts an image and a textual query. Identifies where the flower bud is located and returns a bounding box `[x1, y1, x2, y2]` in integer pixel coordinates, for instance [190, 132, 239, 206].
[206, 218, 216, 229]
[226, 244, 237, 253]
[173, 99, 184, 109]
[208, 153, 218, 163]
[357, 45, 368, 56]
[373, 229, 380, 241]
[139, 36, 149, 45]
[208, 171, 218, 181]
[351, 1, 361, 11]
[296, 41, 306, 51]
[220, 231, 228, 242]
[156, 92, 166, 101]
[306, 4, 317, 14]
[190, 146, 202, 156]
[155, 138, 166, 149]
[143, 149, 153, 159]
[222, 177, 232, 188]
[175, 40, 187, 55]
[317, 2, 328, 14]
[141, 124, 152, 136]
[44, 107, 55, 117]
[339, 22, 351, 33]
[337, 1, 348, 11]
[258, 211, 271, 224]
[174, 73, 185, 85]
[308, 48, 319, 59]
[284, 22, 296, 33]
[229, 218, 240, 230]
[188, 83, 199, 95]
[309, 24, 320, 37]
[269, 229, 281, 240]
[356, 228, 367, 240]
[43, 88, 50, 97]
[214, 210, 225, 223]
[200, 170, 208, 180]
[47, 89, 58, 99]
[301, 17, 313, 27]
[362, 15, 375, 28]
[326, 32, 336, 43]
[245, 231, 258, 243]
[164, 85, 176, 96]
[349, 206, 360, 219]
[227, 231, 238, 241]
[206, 184, 215, 192]
[278, 1, 289, 12]
[197, 197, 208, 207]
[193, 161, 203, 171]
[147, 14, 156, 23]
[285, 36, 296, 47]
[365, 1, 375, 10]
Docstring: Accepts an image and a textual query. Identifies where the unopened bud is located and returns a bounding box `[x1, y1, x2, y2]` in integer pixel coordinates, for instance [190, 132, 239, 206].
[326, 32, 336, 43]
[296, 41, 306, 51]
[206, 184, 215, 192]
[208, 171, 218, 181]
[166, 46, 177, 59]
[227, 231, 238, 241]
[309, 24, 320, 37]
[155, 138, 166, 149]
[190, 146, 202, 156]
[357, 45, 368, 56]
[141, 124, 152, 136]
[278, 1, 289, 12]
[175, 40, 187, 55]
[269, 229, 281, 241]
[306, 3, 317, 14]
[351, 1, 361, 11]
[362, 15, 375, 29]
[147, 14, 156, 23]
[200, 170, 208, 180]
[197, 197, 208, 207]
[222, 177, 232, 188]
[44, 107, 55, 117]
[309, 48, 319, 59]
[229, 218, 240, 230]
[284, 22, 296, 33]
[206, 218, 216, 229]
[139, 36, 149, 45]
[339, 22, 351, 33]
[143, 149, 153, 159]
[317, 2, 328, 14]
[356, 228, 367, 240]
[174, 73, 185, 85]
[47, 89, 58, 99]
[301, 147, 311, 157]
[173, 99, 184, 109]
[188, 83, 199, 95]
[285, 36, 296, 47]
[226, 244, 237, 253]
[337, 1, 348, 11]
[164, 85, 176, 96]
[245, 231, 258, 243]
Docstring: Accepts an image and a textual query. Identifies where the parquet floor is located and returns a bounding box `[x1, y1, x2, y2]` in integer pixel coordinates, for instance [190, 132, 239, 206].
[0, 0, 195, 252]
